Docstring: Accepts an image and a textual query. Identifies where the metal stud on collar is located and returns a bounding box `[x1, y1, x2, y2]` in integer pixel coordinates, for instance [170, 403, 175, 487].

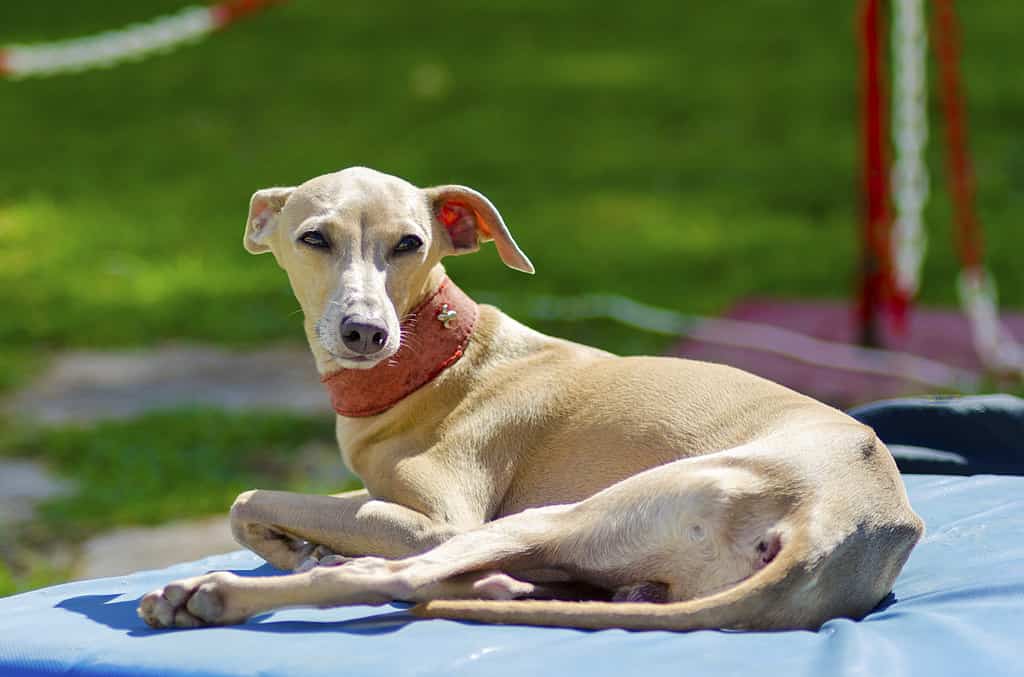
[436, 304, 458, 329]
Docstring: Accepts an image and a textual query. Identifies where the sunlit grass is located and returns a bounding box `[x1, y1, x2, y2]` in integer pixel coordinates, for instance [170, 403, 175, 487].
[1, 409, 347, 537]
[1, 1, 1019, 364]
[0, 408, 355, 594]
[0, 559, 68, 599]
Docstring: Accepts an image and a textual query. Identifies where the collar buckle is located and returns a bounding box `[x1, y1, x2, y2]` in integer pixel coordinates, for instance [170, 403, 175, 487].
[436, 304, 458, 329]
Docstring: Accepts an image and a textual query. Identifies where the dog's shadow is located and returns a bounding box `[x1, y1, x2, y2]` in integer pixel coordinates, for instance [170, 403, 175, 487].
[55, 564, 419, 637]
[55, 565, 905, 637]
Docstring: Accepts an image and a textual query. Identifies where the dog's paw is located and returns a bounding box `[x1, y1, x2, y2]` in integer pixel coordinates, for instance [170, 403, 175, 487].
[471, 572, 536, 600]
[293, 544, 355, 572]
[138, 572, 246, 629]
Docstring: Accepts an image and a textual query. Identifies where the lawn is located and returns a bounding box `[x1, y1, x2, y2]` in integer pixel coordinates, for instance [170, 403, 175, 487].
[0, 409, 351, 595]
[2, 1, 1021, 360]
[1, 1, 1021, 593]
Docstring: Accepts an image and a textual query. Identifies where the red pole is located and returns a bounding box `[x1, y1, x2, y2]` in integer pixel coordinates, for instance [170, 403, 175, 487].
[932, 0, 984, 272]
[857, 0, 893, 347]
[210, 0, 285, 29]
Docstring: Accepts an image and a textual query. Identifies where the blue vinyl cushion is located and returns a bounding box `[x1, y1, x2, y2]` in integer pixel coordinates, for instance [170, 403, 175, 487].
[1, 474, 1023, 676]
[850, 394, 1024, 475]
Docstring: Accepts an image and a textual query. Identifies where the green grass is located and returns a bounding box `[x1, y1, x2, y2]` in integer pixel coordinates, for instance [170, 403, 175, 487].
[0, 408, 354, 595]
[1, 409, 348, 539]
[0, 348, 43, 396]
[0, 559, 67, 599]
[1, 1, 1021, 362]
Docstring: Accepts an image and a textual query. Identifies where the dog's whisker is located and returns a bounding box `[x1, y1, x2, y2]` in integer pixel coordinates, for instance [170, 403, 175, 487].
[399, 328, 425, 348]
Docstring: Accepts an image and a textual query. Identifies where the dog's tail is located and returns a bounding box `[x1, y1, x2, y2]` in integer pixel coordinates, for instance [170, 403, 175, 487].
[413, 522, 913, 631]
[412, 535, 815, 631]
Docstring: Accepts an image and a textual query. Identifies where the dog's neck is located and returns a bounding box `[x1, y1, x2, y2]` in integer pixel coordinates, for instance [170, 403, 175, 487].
[320, 277, 479, 417]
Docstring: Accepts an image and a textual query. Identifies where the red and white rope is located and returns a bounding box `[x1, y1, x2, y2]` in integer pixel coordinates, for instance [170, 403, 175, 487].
[932, 0, 1024, 376]
[0, 0, 282, 79]
[862, 0, 1021, 377]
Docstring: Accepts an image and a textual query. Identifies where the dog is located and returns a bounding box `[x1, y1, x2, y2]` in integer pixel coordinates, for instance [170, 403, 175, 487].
[139, 167, 923, 631]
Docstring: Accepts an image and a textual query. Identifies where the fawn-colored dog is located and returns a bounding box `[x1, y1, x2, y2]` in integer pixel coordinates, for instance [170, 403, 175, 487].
[139, 167, 922, 631]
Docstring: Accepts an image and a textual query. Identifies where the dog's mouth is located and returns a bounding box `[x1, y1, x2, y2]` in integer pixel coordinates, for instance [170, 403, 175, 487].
[322, 347, 398, 371]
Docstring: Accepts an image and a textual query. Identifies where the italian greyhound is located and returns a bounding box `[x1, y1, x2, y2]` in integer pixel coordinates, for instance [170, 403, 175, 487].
[139, 167, 923, 631]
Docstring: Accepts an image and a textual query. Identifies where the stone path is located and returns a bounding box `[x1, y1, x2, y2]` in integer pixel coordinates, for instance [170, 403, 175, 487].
[4, 343, 330, 423]
[0, 459, 75, 528]
[74, 516, 237, 580]
[1, 342, 334, 581]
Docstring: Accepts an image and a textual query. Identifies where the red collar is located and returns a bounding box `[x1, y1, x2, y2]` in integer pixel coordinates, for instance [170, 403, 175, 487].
[320, 278, 479, 417]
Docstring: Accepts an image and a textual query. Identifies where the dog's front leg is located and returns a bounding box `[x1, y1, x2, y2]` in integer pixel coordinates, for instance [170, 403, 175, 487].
[230, 488, 464, 570]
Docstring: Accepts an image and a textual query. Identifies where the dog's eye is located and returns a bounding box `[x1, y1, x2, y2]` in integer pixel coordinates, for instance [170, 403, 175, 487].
[298, 231, 330, 249]
[393, 234, 423, 254]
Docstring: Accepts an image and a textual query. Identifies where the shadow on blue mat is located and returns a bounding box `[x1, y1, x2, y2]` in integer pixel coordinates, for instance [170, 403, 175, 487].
[55, 562, 421, 637]
[56, 592, 419, 637]
[57, 594, 141, 633]
[54, 576, 901, 638]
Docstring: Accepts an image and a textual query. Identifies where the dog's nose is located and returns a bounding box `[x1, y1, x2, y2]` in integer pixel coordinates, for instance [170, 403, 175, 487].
[340, 317, 389, 355]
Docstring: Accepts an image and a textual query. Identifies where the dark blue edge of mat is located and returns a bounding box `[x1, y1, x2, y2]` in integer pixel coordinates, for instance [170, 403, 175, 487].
[849, 394, 1024, 475]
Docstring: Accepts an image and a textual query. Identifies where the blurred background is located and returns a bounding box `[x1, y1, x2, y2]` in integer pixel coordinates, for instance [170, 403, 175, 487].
[0, 1, 1020, 595]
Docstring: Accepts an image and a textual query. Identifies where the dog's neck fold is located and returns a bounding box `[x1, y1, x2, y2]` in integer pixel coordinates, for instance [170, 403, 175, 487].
[321, 277, 479, 417]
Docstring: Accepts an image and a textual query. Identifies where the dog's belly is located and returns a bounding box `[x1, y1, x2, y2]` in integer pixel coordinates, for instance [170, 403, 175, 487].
[495, 355, 832, 516]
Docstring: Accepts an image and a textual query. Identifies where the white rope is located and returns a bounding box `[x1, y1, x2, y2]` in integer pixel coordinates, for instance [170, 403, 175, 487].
[0, 3, 280, 79]
[2, 6, 215, 79]
[486, 293, 979, 393]
[890, 0, 930, 300]
[890, 1, 1023, 377]
[958, 267, 1024, 375]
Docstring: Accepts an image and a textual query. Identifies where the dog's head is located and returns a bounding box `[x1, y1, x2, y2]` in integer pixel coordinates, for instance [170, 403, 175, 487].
[243, 167, 533, 371]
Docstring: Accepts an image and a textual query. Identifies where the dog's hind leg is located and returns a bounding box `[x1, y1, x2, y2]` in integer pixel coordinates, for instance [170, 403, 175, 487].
[418, 428, 924, 631]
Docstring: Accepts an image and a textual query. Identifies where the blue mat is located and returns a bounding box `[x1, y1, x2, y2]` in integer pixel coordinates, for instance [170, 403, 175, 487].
[2, 473, 1023, 677]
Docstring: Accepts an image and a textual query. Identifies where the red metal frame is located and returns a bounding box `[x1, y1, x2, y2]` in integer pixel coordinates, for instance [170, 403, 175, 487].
[857, 0, 894, 346]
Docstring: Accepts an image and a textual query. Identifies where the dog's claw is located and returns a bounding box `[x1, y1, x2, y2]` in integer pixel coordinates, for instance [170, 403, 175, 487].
[471, 573, 536, 600]
[139, 590, 177, 628]
[318, 554, 351, 567]
[292, 546, 352, 572]
[310, 544, 338, 560]
[295, 557, 319, 573]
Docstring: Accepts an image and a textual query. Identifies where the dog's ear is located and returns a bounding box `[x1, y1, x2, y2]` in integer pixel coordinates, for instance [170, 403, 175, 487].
[244, 187, 295, 254]
[424, 185, 534, 274]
